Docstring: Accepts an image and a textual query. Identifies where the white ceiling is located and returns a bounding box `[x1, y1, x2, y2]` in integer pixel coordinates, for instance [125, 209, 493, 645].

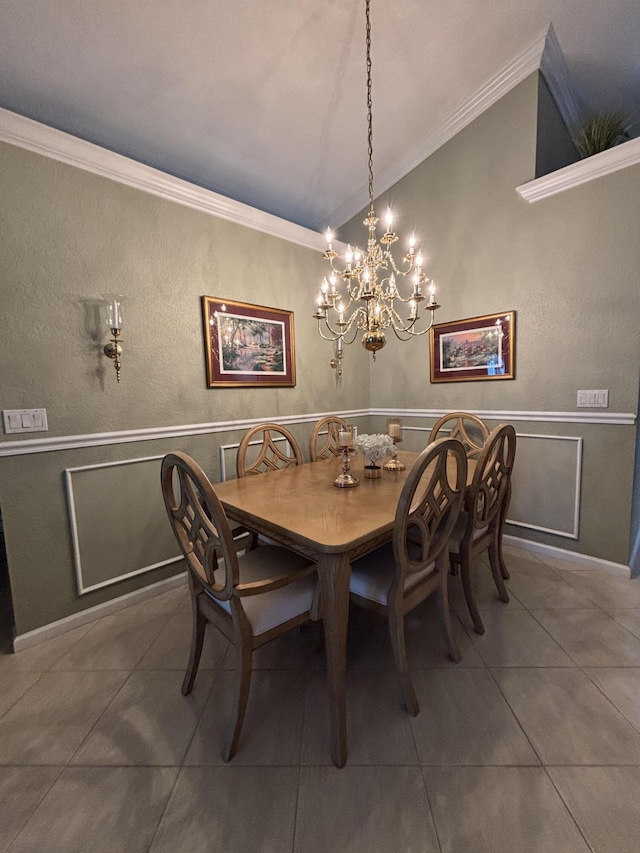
[1, 1, 639, 231]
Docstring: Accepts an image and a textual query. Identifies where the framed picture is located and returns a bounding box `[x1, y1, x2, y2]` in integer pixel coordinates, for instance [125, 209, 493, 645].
[430, 311, 515, 383]
[201, 296, 296, 387]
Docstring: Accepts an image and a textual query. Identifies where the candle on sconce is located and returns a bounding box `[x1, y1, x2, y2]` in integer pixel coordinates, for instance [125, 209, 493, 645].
[338, 428, 352, 448]
[429, 282, 436, 304]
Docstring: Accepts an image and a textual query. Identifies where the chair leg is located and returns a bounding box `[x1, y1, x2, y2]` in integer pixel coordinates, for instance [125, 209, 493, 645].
[223, 640, 253, 762]
[489, 537, 510, 603]
[498, 485, 511, 579]
[438, 572, 461, 663]
[460, 552, 485, 635]
[181, 601, 206, 696]
[388, 609, 419, 716]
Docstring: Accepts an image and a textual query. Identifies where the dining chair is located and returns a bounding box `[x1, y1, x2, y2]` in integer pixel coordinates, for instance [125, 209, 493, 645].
[429, 411, 490, 459]
[236, 422, 303, 477]
[348, 438, 468, 715]
[161, 451, 318, 761]
[448, 423, 516, 635]
[309, 415, 347, 461]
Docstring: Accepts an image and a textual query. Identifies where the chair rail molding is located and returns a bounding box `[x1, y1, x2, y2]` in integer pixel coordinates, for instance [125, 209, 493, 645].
[0, 408, 634, 458]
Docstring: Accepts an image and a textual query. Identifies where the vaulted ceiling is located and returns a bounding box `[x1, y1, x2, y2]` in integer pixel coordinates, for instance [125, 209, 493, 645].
[1, 1, 639, 231]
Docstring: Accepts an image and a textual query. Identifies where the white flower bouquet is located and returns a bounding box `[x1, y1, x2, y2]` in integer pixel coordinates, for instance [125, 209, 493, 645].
[354, 433, 395, 465]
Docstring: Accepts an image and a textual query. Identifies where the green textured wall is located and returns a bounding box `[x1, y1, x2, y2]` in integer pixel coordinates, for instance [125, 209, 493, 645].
[0, 142, 370, 634]
[342, 74, 640, 564]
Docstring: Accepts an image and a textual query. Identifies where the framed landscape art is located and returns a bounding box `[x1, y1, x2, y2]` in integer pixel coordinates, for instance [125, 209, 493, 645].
[430, 311, 515, 383]
[202, 297, 296, 387]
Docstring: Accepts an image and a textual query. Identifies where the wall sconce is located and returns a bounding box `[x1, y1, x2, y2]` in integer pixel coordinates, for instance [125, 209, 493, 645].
[102, 294, 123, 382]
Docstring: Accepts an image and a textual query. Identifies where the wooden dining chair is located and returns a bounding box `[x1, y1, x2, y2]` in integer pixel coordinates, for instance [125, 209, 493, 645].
[309, 415, 347, 461]
[448, 423, 516, 635]
[429, 411, 490, 459]
[236, 422, 303, 477]
[161, 451, 318, 761]
[348, 438, 468, 715]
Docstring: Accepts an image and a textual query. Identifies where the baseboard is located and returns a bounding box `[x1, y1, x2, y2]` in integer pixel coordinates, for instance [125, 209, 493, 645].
[12, 571, 187, 652]
[504, 534, 630, 577]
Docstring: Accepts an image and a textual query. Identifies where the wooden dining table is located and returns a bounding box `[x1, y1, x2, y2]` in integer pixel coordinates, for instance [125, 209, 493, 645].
[214, 449, 473, 767]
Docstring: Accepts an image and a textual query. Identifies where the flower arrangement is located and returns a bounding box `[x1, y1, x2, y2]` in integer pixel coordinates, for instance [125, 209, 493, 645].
[354, 433, 395, 466]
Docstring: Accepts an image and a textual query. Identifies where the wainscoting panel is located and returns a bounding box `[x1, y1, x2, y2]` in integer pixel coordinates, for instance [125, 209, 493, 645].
[65, 455, 182, 594]
[507, 434, 582, 538]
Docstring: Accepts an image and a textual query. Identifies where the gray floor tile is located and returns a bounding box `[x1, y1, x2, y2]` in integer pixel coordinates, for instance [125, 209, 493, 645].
[71, 670, 211, 766]
[537, 554, 593, 571]
[507, 570, 597, 609]
[563, 571, 640, 609]
[409, 668, 539, 765]
[492, 667, 640, 764]
[424, 766, 589, 853]
[606, 608, 640, 640]
[0, 670, 127, 764]
[302, 669, 418, 765]
[184, 670, 306, 765]
[223, 624, 325, 671]
[534, 609, 640, 666]
[467, 609, 574, 667]
[9, 767, 177, 853]
[345, 599, 484, 670]
[295, 766, 440, 853]
[137, 614, 229, 671]
[150, 766, 298, 853]
[0, 766, 60, 852]
[548, 766, 640, 853]
[448, 563, 524, 620]
[584, 667, 640, 731]
[117, 584, 188, 617]
[51, 611, 168, 671]
[0, 623, 92, 674]
[503, 552, 558, 574]
[502, 544, 545, 564]
[0, 670, 41, 718]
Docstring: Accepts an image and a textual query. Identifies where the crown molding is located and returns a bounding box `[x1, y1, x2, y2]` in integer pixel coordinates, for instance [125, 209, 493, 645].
[517, 134, 640, 202]
[0, 107, 327, 252]
[539, 23, 584, 130]
[326, 28, 549, 228]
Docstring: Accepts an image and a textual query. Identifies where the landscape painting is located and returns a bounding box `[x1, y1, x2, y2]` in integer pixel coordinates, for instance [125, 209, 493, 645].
[430, 312, 515, 383]
[202, 297, 296, 387]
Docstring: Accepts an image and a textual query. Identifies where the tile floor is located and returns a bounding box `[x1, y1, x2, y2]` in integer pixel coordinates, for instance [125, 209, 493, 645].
[1, 545, 640, 852]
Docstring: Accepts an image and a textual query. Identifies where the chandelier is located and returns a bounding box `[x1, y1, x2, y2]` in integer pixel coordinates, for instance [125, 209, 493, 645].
[313, 0, 441, 359]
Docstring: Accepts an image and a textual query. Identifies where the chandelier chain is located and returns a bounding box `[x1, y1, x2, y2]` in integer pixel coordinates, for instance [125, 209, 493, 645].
[366, 0, 374, 216]
[313, 0, 441, 356]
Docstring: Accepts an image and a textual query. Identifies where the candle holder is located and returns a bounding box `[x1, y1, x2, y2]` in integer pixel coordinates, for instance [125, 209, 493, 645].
[383, 417, 405, 471]
[334, 425, 360, 488]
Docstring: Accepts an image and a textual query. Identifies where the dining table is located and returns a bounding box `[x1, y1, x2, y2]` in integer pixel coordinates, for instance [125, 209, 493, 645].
[214, 448, 475, 767]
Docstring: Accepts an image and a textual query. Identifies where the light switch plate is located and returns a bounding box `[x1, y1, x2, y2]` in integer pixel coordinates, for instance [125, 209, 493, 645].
[577, 390, 608, 408]
[2, 408, 49, 434]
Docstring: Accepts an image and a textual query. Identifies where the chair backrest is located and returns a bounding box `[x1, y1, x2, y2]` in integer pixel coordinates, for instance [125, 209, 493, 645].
[466, 423, 516, 535]
[429, 412, 490, 459]
[309, 416, 348, 461]
[236, 423, 303, 477]
[393, 437, 467, 578]
[161, 452, 238, 601]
